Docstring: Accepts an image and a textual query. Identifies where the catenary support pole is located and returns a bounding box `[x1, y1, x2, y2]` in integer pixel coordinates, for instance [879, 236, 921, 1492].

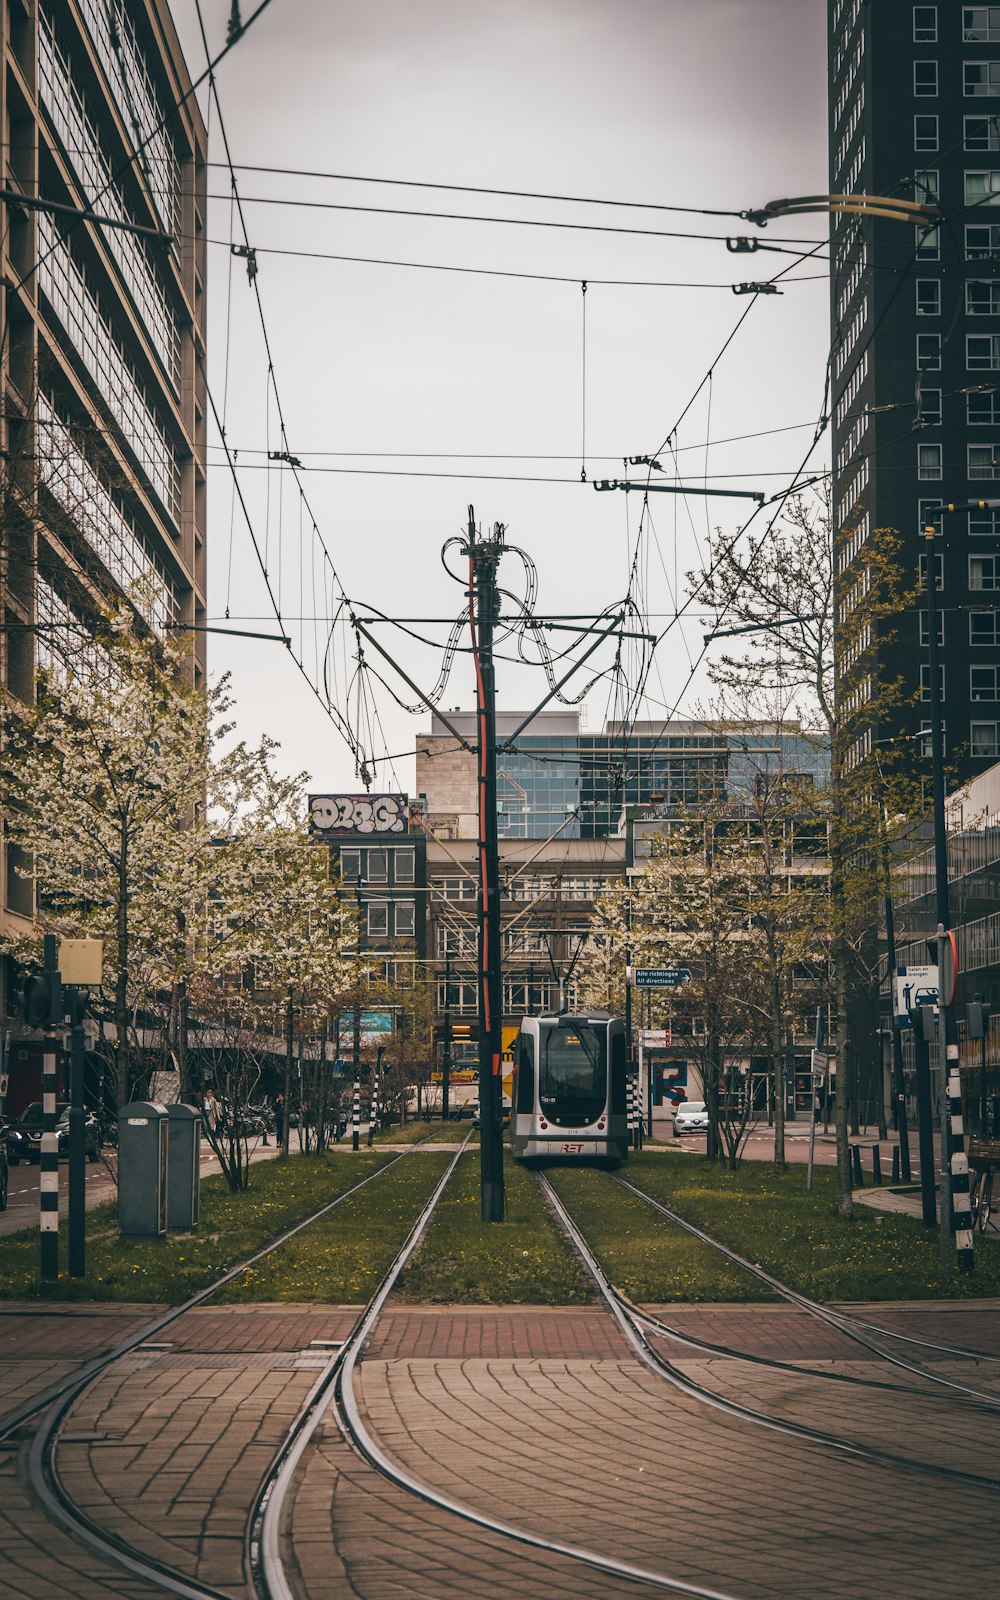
[469, 508, 505, 1222]
[883, 889, 912, 1181]
[914, 1012, 937, 1226]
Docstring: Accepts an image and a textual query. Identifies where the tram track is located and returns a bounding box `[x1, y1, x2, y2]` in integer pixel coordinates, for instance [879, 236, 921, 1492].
[11, 1137, 444, 1600]
[538, 1169, 1000, 1495]
[13, 1135, 753, 1600]
[612, 1172, 1000, 1403]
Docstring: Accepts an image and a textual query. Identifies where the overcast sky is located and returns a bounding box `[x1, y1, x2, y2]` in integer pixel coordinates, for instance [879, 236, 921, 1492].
[168, 0, 831, 796]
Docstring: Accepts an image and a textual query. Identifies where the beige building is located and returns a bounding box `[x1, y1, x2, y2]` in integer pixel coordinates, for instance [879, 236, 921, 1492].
[1, 0, 206, 998]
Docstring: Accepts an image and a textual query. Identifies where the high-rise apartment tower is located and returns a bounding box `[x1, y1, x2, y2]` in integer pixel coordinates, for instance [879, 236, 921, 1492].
[829, 2, 1000, 776]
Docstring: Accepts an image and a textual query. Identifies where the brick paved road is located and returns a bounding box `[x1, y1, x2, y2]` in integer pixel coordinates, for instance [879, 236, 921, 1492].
[3, 1303, 999, 1600]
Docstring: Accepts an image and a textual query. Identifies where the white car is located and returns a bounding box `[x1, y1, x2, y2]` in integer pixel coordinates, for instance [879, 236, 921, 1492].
[672, 1100, 709, 1136]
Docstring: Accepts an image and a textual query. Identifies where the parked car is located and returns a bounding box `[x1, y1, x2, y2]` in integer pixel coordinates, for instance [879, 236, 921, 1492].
[672, 1099, 710, 1136]
[8, 1102, 69, 1164]
[55, 1107, 103, 1162]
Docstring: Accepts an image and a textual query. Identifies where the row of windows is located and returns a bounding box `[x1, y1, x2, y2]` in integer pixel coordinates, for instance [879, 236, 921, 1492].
[915, 280, 1000, 318]
[37, 392, 178, 632]
[38, 5, 181, 385]
[365, 900, 415, 940]
[340, 845, 416, 884]
[912, 388, 1000, 425]
[835, 408, 869, 474]
[914, 7, 1000, 42]
[836, 244, 868, 325]
[436, 978, 567, 1015]
[915, 115, 1000, 152]
[38, 213, 182, 525]
[435, 926, 584, 958]
[75, 0, 182, 239]
[837, 512, 870, 574]
[834, 296, 868, 378]
[833, 33, 865, 128]
[917, 442, 1000, 478]
[835, 352, 868, 428]
[836, 459, 869, 527]
[834, 85, 864, 177]
[917, 611, 1000, 647]
[914, 61, 1000, 97]
[919, 664, 1000, 701]
[35, 576, 107, 681]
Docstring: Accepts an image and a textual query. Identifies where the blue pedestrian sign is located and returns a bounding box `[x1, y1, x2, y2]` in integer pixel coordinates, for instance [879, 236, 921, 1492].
[633, 967, 692, 989]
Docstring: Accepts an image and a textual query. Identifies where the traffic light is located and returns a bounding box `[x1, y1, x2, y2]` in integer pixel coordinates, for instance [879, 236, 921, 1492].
[19, 969, 62, 1028]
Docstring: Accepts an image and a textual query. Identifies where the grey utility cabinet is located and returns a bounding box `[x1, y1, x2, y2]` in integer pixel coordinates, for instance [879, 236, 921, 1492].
[118, 1101, 168, 1238]
[167, 1103, 201, 1231]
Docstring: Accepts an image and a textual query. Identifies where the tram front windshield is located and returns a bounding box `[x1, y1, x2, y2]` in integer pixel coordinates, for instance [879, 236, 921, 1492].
[538, 1021, 606, 1126]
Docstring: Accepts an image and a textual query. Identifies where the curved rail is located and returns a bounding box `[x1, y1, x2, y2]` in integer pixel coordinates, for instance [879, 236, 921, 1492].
[613, 1173, 1000, 1406]
[21, 1141, 439, 1599]
[538, 1171, 1000, 1494]
[254, 1142, 747, 1600]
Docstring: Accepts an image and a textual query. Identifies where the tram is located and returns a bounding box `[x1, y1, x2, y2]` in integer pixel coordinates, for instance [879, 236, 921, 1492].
[509, 1012, 629, 1164]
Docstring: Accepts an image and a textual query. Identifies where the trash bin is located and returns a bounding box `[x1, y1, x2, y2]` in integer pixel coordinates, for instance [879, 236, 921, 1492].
[167, 1103, 201, 1231]
[118, 1101, 168, 1238]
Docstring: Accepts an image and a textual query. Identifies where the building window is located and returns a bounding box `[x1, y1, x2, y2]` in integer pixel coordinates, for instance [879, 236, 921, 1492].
[966, 221, 1000, 256]
[394, 901, 416, 939]
[918, 442, 943, 478]
[918, 549, 944, 587]
[968, 442, 1000, 477]
[967, 280, 1000, 314]
[965, 7, 1000, 40]
[367, 902, 389, 939]
[968, 390, 1000, 423]
[965, 170, 1000, 206]
[968, 333, 1000, 367]
[965, 113, 1000, 149]
[914, 5, 938, 39]
[970, 503, 1000, 534]
[918, 721, 936, 759]
[971, 721, 1000, 755]
[916, 279, 941, 315]
[915, 61, 939, 96]
[919, 664, 945, 701]
[972, 664, 1000, 700]
[918, 388, 942, 425]
[916, 225, 940, 259]
[392, 847, 416, 884]
[966, 61, 1000, 96]
[971, 608, 1000, 644]
[4, 841, 34, 918]
[917, 333, 942, 370]
[919, 612, 945, 645]
[915, 114, 940, 150]
[340, 848, 361, 883]
[971, 552, 1000, 587]
[366, 848, 388, 882]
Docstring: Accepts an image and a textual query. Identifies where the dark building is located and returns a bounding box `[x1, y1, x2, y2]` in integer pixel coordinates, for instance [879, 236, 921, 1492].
[0, 0, 207, 1086]
[308, 794, 428, 986]
[829, 2, 1000, 777]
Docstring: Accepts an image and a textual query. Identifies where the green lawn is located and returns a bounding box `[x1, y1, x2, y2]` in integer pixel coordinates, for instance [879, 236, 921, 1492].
[590, 1153, 1000, 1302]
[0, 1149, 397, 1302]
[217, 1150, 453, 1302]
[397, 1150, 593, 1303]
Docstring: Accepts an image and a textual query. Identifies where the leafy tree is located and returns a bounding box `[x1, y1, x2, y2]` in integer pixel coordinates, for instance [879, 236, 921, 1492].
[695, 494, 923, 1214]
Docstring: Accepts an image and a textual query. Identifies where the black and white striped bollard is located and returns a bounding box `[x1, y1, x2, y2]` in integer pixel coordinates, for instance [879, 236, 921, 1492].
[948, 1060, 974, 1271]
[40, 1035, 60, 1283]
[352, 1073, 360, 1151]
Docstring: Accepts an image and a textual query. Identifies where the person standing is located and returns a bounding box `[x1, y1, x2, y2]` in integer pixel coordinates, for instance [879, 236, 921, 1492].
[203, 1087, 220, 1137]
[273, 1093, 285, 1146]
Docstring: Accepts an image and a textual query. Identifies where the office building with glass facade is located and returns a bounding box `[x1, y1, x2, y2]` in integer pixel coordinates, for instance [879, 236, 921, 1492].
[0, 0, 207, 985]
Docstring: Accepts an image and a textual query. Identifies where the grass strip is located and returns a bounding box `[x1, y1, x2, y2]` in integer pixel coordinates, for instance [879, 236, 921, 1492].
[217, 1150, 453, 1302]
[622, 1153, 1000, 1302]
[0, 1149, 394, 1303]
[373, 1120, 477, 1145]
[397, 1150, 593, 1304]
[546, 1164, 759, 1303]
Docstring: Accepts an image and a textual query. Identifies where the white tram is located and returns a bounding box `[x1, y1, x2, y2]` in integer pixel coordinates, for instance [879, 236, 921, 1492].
[509, 1012, 629, 1164]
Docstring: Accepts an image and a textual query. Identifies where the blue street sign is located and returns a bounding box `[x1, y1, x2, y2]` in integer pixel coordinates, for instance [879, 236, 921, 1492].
[633, 967, 692, 989]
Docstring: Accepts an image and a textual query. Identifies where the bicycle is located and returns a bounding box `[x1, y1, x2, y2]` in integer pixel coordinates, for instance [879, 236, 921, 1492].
[968, 1138, 1000, 1232]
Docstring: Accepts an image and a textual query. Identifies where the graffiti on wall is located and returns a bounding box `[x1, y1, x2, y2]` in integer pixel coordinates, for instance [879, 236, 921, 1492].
[309, 794, 409, 835]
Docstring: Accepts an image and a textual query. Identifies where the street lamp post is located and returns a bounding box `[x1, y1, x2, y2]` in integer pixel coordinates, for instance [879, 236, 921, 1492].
[922, 503, 997, 1276]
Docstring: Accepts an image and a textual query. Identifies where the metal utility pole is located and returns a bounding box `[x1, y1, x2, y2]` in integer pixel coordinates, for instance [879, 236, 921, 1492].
[467, 507, 505, 1222]
[66, 987, 87, 1277]
[442, 952, 453, 1124]
[924, 507, 979, 1277]
[882, 883, 911, 1182]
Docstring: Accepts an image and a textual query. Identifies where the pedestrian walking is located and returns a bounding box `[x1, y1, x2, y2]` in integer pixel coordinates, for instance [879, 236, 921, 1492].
[203, 1087, 220, 1136]
[273, 1093, 285, 1144]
